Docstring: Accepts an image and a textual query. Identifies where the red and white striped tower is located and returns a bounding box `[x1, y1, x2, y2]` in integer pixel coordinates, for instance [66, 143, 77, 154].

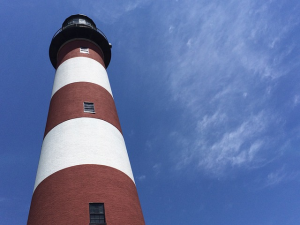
[27, 14, 145, 225]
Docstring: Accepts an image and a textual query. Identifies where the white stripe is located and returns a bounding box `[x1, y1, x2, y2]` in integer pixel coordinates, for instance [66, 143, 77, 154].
[52, 57, 113, 97]
[34, 118, 134, 190]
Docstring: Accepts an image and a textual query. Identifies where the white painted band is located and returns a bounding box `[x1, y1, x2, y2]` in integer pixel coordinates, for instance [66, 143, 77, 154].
[52, 57, 113, 97]
[34, 118, 134, 190]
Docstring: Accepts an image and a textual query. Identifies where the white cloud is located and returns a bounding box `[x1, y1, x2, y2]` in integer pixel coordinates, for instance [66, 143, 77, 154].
[159, 0, 299, 176]
[263, 166, 300, 188]
[136, 175, 146, 181]
[196, 111, 228, 132]
[70, 0, 149, 24]
[266, 167, 287, 187]
[153, 163, 162, 174]
[293, 95, 300, 106]
[203, 119, 264, 168]
[173, 112, 269, 176]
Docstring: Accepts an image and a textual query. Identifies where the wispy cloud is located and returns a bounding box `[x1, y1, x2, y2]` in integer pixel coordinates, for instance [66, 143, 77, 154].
[136, 175, 146, 181]
[153, 163, 162, 175]
[70, 0, 149, 24]
[262, 166, 300, 188]
[173, 112, 272, 176]
[158, 0, 300, 176]
[265, 167, 287, 187]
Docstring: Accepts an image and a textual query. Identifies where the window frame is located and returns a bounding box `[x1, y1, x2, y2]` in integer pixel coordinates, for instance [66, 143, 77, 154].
[83, 102, 95, 114]
[89, 203, 106, 225]
[80, 47, 89, 54]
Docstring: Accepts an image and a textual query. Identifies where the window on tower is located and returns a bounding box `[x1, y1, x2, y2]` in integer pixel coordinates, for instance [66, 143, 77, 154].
[84, 102, 95, 113]
[80, 47, 89, 54]
[89, 203, 106, 225]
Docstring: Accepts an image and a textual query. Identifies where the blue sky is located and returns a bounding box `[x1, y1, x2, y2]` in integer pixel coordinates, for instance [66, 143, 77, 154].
[1, 0, 300, 224]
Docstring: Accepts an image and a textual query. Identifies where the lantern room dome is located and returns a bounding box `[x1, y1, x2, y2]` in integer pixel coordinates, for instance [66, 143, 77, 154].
[62, 14, 97, 29]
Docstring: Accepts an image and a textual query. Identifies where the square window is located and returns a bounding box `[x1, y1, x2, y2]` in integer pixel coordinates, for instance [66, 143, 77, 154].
[84, 102, 95, 113]
[89, 203, 106, 225]
[80, 47, 89, 54]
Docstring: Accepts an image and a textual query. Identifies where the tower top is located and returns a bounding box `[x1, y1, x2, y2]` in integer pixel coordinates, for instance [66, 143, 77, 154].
[49, 14, 111, 68]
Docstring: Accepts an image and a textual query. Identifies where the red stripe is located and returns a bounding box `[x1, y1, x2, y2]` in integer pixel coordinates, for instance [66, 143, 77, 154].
[27, 165, 145, 225]
[57, 40, 106, 69]
[44, 82, 122, 137]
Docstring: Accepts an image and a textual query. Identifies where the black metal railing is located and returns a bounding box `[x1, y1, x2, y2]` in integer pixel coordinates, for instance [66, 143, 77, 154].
[52, 23, 108, 41]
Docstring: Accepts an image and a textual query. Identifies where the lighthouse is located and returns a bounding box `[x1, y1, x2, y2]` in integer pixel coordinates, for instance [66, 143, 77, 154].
[27, 14, 145, 225]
